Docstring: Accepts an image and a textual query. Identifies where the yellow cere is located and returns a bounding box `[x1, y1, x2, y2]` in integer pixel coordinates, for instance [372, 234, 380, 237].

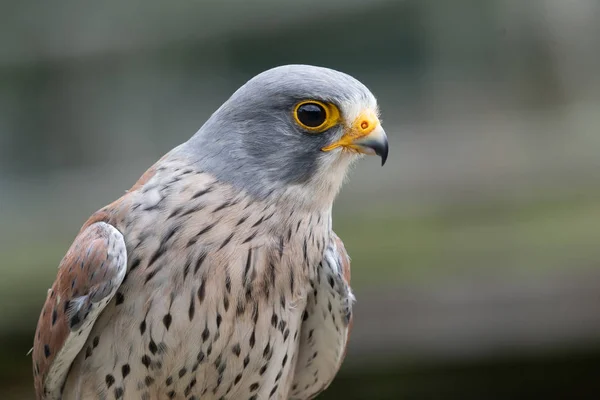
[293, 100, 341, 132]
[321, 109, 380, 152]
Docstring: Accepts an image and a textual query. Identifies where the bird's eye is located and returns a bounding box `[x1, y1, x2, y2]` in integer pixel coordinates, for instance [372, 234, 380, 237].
[293, 100, 340, 132]
[296, 103, 327, 128]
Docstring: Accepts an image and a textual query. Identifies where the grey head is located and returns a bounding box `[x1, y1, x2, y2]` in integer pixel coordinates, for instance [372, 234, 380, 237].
[180, 64, 388, 209]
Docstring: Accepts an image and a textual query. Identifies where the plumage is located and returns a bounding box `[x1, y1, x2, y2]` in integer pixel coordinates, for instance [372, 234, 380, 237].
[32, 64, 388, 399]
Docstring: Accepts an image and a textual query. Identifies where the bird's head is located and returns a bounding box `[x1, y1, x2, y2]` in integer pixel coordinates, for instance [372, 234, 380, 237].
[184, 64, 388, 210]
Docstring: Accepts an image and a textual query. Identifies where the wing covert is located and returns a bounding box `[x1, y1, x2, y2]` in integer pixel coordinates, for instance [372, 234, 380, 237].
[32, 222, 127, 400]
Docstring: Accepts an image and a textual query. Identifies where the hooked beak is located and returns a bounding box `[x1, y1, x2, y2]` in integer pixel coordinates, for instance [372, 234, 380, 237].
[321, 110, 389, 166]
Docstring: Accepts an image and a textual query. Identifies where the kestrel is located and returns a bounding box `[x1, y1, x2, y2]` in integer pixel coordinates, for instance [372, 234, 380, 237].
[32, 65, 388, 400]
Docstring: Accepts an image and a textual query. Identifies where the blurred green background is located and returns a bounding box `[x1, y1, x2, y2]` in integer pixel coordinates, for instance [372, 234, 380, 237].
[2, 0, 600, 398]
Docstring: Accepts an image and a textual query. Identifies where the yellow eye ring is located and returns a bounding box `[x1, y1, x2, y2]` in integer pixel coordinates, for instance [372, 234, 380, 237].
[293, 100, 341, 133]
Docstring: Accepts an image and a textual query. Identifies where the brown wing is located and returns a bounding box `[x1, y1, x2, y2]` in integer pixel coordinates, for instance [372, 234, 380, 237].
[290, 232, 354, 400]
[32, 222, 127, 400]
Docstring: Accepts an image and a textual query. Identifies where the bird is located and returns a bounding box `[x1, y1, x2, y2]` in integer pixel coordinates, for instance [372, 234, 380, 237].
[32, 64, 388, 400]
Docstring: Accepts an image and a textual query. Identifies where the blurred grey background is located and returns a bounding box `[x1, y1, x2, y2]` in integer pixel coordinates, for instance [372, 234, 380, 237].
[2, 0, 600, 398]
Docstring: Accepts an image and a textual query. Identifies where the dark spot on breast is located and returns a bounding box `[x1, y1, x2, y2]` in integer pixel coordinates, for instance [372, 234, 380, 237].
[142, 354, 151, 368]
[243, 231, 257, 244]
[269, 384, 279, 398]
[140, 320, 147, 335]
[232, 343, 241, 357]
[202, 326, 210, 342]
[115, 292, 124, 305]
[251, 216, 265, 228]
[328, 275, 335, 288]
[166, 376, 173, 386]
[194, 254, 207, 275]
[144, 376, 155, 386]
[184, 378, 197, 396]
[188, 292, 195, 321]
[216, 313, 222, 328]
[144, 268, 158, 284]
[51, 309, 57, 326]
[236, 215, 249, 226]
[236, 302, 245, 316]
[167, 206, 183, 219]
[149, 340, 158, 355]
[114, 387, 124, 398]
[85, 346, 93, 359]
[191, 187, 212, 199]
[219, 233, 235, 250]
[214, 201, 233, 212]
[225, 275, 231, 293]
[243, 249, 252, 282]
[129, 258, 141, 271]
[162, 225, 180, 244]
[197, 278, 206, 303]
[243, 355, 250, 368]
[147, 245, 167, 269]
[249, 382, 259, 392]
[249, 331, 256, 348]
[178, 367, 187, 378]
[167, 390, 176, 399]
[105, 374, 115, 388]
[163, 314, 172, 330]
[263, 343, 270, 358]
[233, 372, 243, 384]
[44, 344, 51, 358]
[121, 364, 130, 378]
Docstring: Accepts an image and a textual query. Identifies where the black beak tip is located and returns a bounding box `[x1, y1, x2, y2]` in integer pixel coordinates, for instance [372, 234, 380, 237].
[377, 141, 389, 166]
[380, 150, 388, 166]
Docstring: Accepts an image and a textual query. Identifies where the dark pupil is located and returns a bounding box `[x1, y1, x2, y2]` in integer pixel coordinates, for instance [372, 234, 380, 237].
[297, 103, 326, 128]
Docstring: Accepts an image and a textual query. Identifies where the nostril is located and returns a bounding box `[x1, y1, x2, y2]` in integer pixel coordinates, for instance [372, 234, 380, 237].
[360, 121, 369, 130]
